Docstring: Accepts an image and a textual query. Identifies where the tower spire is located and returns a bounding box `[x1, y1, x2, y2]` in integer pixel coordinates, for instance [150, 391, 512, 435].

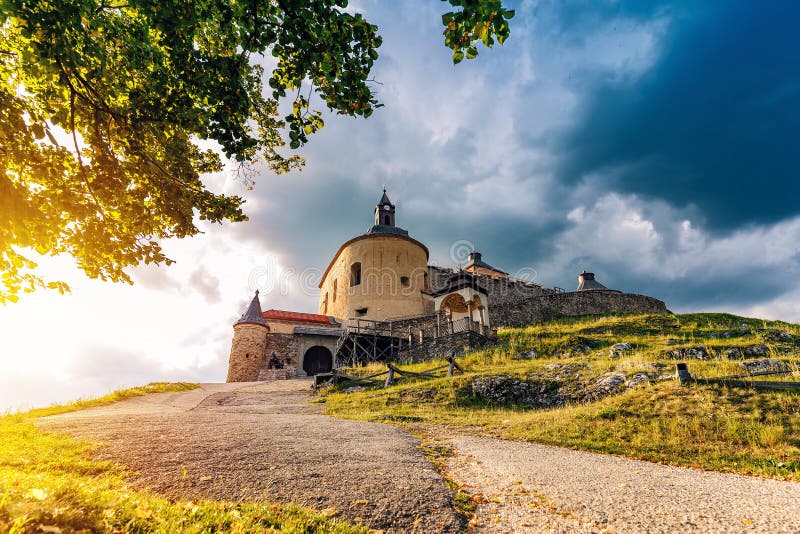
[236, 290, 267, 325]
[375, 187, 395, 226]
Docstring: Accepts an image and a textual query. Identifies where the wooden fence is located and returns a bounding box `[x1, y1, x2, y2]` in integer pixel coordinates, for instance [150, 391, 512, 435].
[313, 356, 464, 390]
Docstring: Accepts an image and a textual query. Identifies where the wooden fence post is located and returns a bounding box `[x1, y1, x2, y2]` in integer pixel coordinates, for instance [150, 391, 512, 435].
[676, 362, 691, 384]
[385, 365, 395, 387]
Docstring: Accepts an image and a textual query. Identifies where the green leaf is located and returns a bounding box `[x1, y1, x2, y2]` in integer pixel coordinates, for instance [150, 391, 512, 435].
[452, 50, 464, 64]
[466, 46, 478, 59]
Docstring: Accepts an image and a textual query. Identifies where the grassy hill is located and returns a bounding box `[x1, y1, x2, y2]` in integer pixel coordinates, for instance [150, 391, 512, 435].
[323, 313, 800, 480]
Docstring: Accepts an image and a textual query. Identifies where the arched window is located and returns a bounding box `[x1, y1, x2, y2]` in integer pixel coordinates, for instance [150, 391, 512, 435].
[384, 214, 390, 225]
[350, 262, 361, 286]
[322, 292, 328, 314]
[333, 279, 337, 301]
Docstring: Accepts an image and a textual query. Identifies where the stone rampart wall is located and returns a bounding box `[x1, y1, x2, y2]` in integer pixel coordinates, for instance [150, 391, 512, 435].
[398, 330, 496, 363]
[490, 290, 670, 328]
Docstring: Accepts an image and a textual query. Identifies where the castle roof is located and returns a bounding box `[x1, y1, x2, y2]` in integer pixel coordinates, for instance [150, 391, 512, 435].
[365, 224, 409, 236]
[377, 188, 393, 207]
[236, 291, 268, 326]
[431, 271, 488, 297]
[464, 252, 507, 275]
[577, 271, 608, 291]
[262, 309, 340, 326]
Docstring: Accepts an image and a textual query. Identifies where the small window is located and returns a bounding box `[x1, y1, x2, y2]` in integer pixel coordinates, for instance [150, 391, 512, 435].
[384, 214, 390, 225]
[400, 276, 410, 287]
[350, 262, 362, 286]
[323, 293, 328, 314]
[333, 279, 337, 302]
[356, 307, 368, 316]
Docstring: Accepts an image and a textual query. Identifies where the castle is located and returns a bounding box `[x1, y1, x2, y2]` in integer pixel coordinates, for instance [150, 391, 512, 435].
[226, 190, 669, 382]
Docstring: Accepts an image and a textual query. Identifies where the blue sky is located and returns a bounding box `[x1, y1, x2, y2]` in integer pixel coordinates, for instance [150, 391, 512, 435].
[1, 0, 799, 410]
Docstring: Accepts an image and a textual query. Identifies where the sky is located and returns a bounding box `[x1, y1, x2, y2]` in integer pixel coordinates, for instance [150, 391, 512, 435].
[2, 0, 799, 411]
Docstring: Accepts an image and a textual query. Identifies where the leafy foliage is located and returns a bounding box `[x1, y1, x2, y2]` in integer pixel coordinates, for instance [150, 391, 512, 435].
[0, 0, 513, 301]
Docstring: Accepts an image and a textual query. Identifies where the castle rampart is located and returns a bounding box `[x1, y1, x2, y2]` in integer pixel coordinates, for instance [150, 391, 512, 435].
[489, 290, 670, 327]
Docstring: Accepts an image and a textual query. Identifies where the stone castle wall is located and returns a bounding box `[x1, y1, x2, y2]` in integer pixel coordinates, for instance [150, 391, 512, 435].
[226, 323, 269, 382]
[489, 290, 670, 328]
[318, 234, 429, 322]
[428, 266, 552, 308]
[398, 330, 496, 363]
[265, 333, 298, 367]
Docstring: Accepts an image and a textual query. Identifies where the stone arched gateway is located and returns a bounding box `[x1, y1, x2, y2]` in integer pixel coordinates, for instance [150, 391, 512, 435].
[302, 345, 333, 376]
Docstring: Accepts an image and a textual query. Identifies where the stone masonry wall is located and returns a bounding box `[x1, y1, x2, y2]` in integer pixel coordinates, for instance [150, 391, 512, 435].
[398, 330, 496, 363]
[265, 332, 299, 370]
[226, 323, 269, 382]
[489, 290, 670, 328]
[429, 266, 552, 308]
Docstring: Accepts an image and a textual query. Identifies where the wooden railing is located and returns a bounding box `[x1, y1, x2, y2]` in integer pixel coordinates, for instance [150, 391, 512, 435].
[314, 356, 464, 389]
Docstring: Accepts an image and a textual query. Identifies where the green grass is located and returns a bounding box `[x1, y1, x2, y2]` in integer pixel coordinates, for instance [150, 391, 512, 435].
[323, 313, 800, 481]
[1, 383, 363, 533]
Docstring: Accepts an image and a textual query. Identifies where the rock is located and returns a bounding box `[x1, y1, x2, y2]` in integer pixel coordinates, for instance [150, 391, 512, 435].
[625, 373, 651, 388]
[739, 359, 790, 374]
[595, 372, 626, 390]
[517, 349, 538, 359]
[345, 386, 366, 393]
[759, 330, 794, 342]
[609, 342, 632, 358]
[665, 347, 710, 360]
[471, 375, 564, 408]
[743, 344, 770, 357]
[725, 348, 743, 359]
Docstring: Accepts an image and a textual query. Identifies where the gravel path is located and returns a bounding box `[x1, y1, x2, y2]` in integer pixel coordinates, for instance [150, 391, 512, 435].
[446, 434, 800, 533]
[37, 381, 463, 533]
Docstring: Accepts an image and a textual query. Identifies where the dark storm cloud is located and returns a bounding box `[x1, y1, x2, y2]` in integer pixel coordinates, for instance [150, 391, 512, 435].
[554, 0, 800, 231]
[222, 0, 800, 318]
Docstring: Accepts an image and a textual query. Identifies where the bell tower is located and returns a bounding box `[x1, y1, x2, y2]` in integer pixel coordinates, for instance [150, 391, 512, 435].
[374, 188, 396, 227]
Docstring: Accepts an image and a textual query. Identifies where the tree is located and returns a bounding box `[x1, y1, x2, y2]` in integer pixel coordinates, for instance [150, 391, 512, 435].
[0, 0, 514, 303]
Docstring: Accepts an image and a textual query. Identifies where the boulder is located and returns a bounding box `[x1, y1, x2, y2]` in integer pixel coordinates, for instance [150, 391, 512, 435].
[609, 342, 633, 358]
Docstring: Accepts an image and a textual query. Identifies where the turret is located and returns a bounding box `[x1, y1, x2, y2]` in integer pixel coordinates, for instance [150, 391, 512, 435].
[576, 271, 608, 291]
[226, 290, 270, 382]
[374, 188, 396, 227]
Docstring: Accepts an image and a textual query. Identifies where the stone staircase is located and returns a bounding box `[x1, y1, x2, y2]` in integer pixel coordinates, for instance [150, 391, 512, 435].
[257, 367, 296, 381]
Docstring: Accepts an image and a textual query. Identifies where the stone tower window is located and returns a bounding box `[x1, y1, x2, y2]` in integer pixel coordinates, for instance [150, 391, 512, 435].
[384, 214, 391, 225]
[400, 276, 410, 287]
[356, 307, 368, 316]
[323, 292, 328, 314]
[350, 262, 362, 286]
[333, 279, 337, 301]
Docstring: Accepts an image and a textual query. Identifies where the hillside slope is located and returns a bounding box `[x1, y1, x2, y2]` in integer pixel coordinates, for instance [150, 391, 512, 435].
[324, 313, 800, 480]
